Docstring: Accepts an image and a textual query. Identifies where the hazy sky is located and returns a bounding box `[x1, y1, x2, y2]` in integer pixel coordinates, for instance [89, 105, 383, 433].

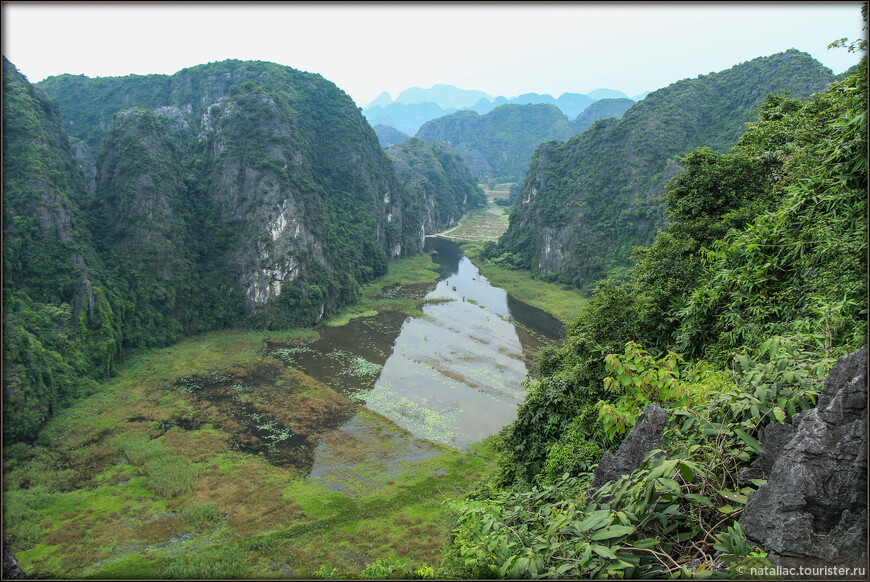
[2, 2, 866, 107]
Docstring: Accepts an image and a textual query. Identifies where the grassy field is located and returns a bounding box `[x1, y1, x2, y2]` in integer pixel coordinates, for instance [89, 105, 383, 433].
[322, 253, 442, 327]
[437, 183, 512, 243]
[2, 255, 496, 579]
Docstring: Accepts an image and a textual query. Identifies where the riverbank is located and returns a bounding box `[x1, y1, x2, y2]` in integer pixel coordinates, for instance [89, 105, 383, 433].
[2, 254, 497, 577]
[432, 182, 589, 325]
[463, 244, 588, 326]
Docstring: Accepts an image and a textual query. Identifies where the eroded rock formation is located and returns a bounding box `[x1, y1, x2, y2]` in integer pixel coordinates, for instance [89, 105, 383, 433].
[741, 346, 868, 562]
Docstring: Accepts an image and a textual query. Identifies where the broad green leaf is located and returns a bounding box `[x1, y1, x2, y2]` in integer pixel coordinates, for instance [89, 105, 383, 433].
[734, 427, 765, 454]
[684, 493, 715, 507]
[590, 525, 636, 540]
[647, 459, 677, 481]
[591, 544, 617, 560]
[677, 461, 694, 484]
[719, 490, 749, 505]
[773, 406, 786, 423]
[575, 509, 612, 532]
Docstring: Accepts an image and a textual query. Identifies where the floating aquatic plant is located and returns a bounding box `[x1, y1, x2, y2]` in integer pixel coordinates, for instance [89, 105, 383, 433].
[271, 346, 314, 364]
[339, 357, 383, 378]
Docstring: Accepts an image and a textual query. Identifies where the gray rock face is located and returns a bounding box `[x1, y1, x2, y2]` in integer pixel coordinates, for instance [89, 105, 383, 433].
[591, 403, 668, 488]
[2, 537, 27, 579]
[740, 346, 867, 560]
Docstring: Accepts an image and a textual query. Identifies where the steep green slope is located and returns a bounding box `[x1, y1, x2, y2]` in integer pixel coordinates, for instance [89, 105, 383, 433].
[570, 97, 635, 133]
[490, 50, 836, 290]
[5, 59, 478, 442]
[91, 108, 203, 348]
[386, 137, 486, 233]
[2, 58, 123, 441]
[373, 124, 410, 148]
[415, 103, 575, 182]
[446, 52, 866, 580]
[37, 60, 430, 323]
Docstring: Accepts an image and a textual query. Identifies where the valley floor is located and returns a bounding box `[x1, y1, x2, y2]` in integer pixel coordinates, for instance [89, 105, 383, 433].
[2, 191, 590, 578]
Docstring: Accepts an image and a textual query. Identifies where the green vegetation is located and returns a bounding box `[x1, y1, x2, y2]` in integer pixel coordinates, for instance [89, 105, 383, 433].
[386, 137, 486, 232]
[2, 325, 496, 578]
[322, 253, 441, 326]
[373, 124, 411, 148]
[438, 182, 511, 244]
[442, 45, 866, 578]
[4, 58, 483, 442]
[4, 22, 865, 580]
[2, 57, 124, 442]
[416, 103, 576, 182]
[570, 97, 635, 133]
[465, 246, 587, 326]
[489, 50, 838, 292]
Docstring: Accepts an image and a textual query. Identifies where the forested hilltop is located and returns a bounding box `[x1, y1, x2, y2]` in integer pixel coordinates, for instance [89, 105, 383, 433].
[2, 58, 482, 443]
[487, 49, 837, 290]
[444, 43, 866, 578]
[416, 103, 575, 182]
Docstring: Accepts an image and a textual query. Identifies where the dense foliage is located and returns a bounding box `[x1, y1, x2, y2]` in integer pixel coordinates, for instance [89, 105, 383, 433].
[570, 98, 635, 134]
[386, 137, 487, 231]
[2, 57, 124, 442]
[445, 49, 866, 578]
[373, 124, 411, 148]
[416, 103, 576, 182]
[488, 50, 837, 291]
[4, 59, 481, 443]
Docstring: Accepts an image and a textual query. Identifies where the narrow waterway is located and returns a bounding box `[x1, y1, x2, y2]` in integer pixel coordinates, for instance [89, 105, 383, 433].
[289, 237, 563, 451]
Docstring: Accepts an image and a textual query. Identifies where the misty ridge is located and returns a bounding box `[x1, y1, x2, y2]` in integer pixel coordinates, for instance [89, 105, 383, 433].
[362, 82, 645, 135]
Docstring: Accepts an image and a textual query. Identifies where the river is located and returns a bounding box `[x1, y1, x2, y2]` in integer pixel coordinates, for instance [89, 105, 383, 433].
[288, 237, 563, 451]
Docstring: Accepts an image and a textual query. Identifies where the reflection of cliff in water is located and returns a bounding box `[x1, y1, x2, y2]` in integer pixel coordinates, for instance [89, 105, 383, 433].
[360, 237, 562, 448]
[287, 237, 563, 451]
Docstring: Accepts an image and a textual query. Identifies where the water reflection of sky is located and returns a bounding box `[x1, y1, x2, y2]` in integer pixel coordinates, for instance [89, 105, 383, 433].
[362, 237, 531, 448]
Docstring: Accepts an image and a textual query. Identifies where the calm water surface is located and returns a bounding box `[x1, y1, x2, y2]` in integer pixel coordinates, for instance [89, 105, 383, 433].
[293, 237, 563, 449]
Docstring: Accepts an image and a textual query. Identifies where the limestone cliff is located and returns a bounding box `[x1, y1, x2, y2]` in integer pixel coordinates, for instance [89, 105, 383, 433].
[493, 50, 837, 290]
[386, 138, 486, 235]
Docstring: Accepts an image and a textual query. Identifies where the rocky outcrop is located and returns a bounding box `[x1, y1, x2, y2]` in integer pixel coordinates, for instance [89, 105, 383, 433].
[538, 225, 574, 274]
[590, 403, 668, 488]
[3, 536, 27, 579]
[200, 87, 325, 309]
[740, 346, 867, 561]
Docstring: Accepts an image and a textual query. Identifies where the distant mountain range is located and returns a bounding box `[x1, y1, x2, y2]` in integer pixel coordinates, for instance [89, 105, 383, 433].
[362, 84, 639, 135]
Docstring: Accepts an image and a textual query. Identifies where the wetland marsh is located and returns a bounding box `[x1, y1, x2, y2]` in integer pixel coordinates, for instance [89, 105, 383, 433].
[3, 206, 575, 579]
